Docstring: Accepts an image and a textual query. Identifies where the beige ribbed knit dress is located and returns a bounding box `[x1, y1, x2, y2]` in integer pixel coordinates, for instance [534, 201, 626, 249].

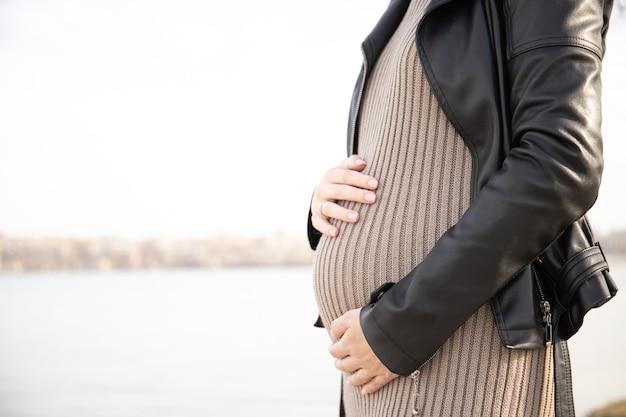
[312, 0, 555, 416]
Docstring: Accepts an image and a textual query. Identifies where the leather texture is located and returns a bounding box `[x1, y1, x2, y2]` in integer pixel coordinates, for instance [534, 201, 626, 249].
[534, 217, 617, 340]
[307, 0, 614, 376]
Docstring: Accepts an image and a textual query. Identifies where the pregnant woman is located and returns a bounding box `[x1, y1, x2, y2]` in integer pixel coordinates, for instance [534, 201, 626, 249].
[307, 0, 614, 415]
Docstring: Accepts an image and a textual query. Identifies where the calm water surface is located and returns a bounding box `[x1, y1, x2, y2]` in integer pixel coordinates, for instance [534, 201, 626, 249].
[0, 265, 624, 417]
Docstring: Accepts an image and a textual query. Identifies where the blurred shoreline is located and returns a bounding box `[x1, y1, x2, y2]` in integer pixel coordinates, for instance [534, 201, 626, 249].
[1, 229, 626, 272]
[0, 232, 314, 272]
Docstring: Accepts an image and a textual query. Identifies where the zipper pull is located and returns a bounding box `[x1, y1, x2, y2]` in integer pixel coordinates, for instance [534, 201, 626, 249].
[540, 301, 553, 346]
[410, 370, 421, 416]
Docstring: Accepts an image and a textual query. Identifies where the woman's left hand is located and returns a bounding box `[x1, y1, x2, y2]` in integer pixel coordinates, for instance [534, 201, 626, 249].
[329, 309, 399, 394]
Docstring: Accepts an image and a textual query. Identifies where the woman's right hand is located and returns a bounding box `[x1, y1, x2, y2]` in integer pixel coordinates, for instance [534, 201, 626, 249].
[310, 155, 379, 237]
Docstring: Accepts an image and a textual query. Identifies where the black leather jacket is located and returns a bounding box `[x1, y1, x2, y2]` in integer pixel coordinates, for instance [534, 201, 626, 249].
[308, 0, 612, 384]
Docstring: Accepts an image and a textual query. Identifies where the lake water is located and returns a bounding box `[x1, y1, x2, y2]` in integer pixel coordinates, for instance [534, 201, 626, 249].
[0, 264, 624, 417]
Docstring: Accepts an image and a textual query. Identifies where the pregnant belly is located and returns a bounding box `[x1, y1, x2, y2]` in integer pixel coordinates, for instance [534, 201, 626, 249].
[311, 200, 421, 330]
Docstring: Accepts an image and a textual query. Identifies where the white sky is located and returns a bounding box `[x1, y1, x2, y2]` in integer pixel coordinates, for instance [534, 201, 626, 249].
[0, 0, 624, 239]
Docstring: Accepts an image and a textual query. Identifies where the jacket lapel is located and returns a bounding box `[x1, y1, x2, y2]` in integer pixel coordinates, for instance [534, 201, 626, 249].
[361, 0, 410, 67]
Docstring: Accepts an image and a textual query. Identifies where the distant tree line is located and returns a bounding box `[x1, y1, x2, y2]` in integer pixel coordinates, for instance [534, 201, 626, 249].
[0, 233, 314, 272]
[1, 229, 625, 273]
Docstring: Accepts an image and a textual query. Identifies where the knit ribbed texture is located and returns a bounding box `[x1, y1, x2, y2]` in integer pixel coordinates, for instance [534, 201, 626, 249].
[312, 0, 555, 415]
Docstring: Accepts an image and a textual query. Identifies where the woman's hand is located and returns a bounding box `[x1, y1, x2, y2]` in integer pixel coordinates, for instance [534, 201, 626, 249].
[310, 155, 379, 237]
[329, 309, 399, 394]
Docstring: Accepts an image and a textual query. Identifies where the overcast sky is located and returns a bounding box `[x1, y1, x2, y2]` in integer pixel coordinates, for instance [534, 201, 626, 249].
[0, 0, 624, 239]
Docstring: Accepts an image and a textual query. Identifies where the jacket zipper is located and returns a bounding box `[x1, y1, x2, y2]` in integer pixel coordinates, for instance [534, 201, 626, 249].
[531, 260, 553, 346]
[410, 370, 422, 416]
[408, 346, 441, 416]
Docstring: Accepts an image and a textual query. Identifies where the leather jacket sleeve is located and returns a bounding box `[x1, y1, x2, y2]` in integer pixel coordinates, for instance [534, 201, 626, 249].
[359, 0, 611, 375]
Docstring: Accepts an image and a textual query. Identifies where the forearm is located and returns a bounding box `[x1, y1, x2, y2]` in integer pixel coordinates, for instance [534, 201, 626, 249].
[361, 44, 605, 376]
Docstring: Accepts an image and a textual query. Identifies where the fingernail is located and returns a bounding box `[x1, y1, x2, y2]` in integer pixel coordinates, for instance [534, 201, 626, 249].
[356, 159, 366, 165]
[347, 212, 358, 222]
[368, 179, 378, 188]
[364, 193, 376, 203]
[329, 228, 337, 237]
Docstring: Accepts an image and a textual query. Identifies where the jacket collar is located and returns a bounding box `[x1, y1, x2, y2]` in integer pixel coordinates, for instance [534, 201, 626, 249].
[361, 0, 457, 68]
[361, 0, 411, 68]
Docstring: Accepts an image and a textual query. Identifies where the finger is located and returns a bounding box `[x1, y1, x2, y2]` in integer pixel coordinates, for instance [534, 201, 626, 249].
[321, 201, 360, 223]
[329, 315, 350, 342]
[310, 216, 339, 238]
[309, 156, 378, 238]
[315, 183, 377, 208]
[346, 367, 375, 387]
[328, 337, 350, 361]
[310, 192, 370, 237]
[310, 197, 340, 238]
[338, 155, 367, 171]
[361, 372, 399, 395]
[334, 356, 361, 374]
[318, 201, 330, 217]
[324, 168, 379, 192]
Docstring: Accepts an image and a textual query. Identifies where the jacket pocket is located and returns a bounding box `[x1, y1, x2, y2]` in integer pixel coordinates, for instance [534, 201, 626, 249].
[492, 215, 617, 349]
